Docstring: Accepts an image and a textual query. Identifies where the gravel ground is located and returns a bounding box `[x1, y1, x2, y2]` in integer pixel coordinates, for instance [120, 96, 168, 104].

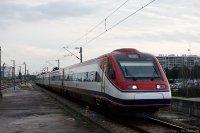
[0, 84, 99, 133]
[157, 108, 200, 131]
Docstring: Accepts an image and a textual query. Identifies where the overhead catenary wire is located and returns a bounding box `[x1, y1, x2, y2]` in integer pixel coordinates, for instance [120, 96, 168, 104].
[41, 0, 156, 71]
[81, 0, 156, 47]
[67, 0, 130, 47]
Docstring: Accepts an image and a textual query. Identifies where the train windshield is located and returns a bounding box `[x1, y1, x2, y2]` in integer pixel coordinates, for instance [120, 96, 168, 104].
[115, 54, 163, 81]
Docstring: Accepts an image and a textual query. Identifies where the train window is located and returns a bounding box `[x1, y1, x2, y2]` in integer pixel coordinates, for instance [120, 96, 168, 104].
[77, 73, 82, 81]
[72, 74, 77, 81]
[95, 72, 102, 82]
[89, 71, 96, 82]
[63, 71, 100, 82]
[68, 74, 73, 81]
[108, 63, 116, 80]
[119, 61, 162, 81]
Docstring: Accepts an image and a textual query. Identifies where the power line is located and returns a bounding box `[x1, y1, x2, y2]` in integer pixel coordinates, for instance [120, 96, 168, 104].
[67, 0, 130, 47]
[41, 0, 156, 70]
[81, 0, 156, 47]
[108, 0, 156, 31]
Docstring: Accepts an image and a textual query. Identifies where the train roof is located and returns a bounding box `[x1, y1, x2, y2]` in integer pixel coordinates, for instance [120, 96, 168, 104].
[40, 48, 155, 73]
[97, 48, 140, 58]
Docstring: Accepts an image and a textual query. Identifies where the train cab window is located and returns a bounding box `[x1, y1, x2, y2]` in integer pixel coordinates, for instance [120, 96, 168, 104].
[115, 54, 163, 81]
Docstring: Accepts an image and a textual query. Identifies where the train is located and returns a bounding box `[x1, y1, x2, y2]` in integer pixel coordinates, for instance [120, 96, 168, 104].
[36, 48, 171, 114]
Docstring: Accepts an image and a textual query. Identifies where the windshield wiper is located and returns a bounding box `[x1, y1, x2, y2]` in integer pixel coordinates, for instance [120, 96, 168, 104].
[124, 65, 128, 76]
[124, 65, 137, 81]
[152, 65, 160, 81]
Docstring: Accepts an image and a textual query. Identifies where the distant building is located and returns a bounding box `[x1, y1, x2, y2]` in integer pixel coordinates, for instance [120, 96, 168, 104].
[156, 54, 200, 70]
[1, 66, 13, 79]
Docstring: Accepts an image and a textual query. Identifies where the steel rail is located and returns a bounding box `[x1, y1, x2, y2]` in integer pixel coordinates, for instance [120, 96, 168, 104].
[148, 117, 196, 133]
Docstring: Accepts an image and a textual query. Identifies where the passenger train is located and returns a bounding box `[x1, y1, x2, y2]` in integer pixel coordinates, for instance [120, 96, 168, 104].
[36, 48, 171, 113]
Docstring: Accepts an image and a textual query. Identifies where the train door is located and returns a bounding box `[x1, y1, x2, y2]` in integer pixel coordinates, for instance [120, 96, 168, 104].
[101, 58, 107, 93]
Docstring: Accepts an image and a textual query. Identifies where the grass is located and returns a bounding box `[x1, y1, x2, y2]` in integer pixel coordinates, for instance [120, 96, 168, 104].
[20, 84, 31, 90]
[171, 88, 200, 98]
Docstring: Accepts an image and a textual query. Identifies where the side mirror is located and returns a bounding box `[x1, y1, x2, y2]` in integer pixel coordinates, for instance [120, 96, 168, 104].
[109, 69, 116, 80]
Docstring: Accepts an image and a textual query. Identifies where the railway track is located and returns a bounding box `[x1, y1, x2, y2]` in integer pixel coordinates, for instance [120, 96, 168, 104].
[34, 84, 198, 133]
[1, 83, 14, 90]
[106, 114, 197, 133]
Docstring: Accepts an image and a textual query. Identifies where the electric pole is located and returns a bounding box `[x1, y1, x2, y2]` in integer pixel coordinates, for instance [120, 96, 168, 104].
[63, 46, 82, 63]
[75, 47, 82, 63]
[56, 59, 60, 69]
[0, 46, 2, 98]
[24, 62, 26, 85]
[80, 47, 82, 63]
[3, 62, 5, 85]
[11, 60, 15, 90]
[19, 66, 22, 83]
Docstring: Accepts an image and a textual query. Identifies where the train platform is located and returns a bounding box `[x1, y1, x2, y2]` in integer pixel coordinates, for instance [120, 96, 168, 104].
[173, 96, 200, 102]
[171, 96, 200, 118]
[0, 84, 91, 133]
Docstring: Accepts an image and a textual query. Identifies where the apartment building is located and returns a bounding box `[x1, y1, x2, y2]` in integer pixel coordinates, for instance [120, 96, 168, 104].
[156, 54, 200, 69]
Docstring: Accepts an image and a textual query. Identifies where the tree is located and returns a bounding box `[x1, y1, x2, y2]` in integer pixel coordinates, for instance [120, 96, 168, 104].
[171, 66, 179, 80]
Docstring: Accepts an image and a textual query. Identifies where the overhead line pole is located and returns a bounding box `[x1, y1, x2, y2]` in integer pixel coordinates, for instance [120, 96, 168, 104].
[56, 59, 60, 69]
[0, 46, 2, 98]
[24, 62, 26, 85]
[63, 47, 80, 60]
[80, 47, 82, 63]
[3, 62, 5, 85]
[11, 60, 15, 90]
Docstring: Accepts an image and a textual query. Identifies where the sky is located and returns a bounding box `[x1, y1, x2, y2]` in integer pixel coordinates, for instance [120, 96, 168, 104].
[0, 0, 200, 74]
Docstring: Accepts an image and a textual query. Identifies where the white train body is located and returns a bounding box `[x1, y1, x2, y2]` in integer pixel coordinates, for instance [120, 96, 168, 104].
[36, 48, 171, 112]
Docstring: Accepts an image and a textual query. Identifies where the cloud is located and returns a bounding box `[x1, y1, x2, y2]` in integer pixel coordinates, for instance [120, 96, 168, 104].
[0, 1, 95, 22]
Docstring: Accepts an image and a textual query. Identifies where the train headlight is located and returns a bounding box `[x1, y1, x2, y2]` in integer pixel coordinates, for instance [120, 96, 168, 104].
[128, 85, 138, 90]
[157, 84, 166, 89]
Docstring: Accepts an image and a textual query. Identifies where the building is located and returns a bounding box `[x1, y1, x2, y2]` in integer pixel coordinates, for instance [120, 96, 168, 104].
[156, 54, 200, 70]
[1, 66, 13, 79]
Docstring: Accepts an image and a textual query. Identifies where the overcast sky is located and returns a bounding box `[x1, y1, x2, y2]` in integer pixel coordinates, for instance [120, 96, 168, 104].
[0, 0, 200, 74]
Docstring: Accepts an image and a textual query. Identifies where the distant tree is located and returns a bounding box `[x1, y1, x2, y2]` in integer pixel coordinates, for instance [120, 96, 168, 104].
[191, 65, 200, 79]
[179, 65, 189, 79]
[164, 68, 172, 79]
[171, 66, 179, 80]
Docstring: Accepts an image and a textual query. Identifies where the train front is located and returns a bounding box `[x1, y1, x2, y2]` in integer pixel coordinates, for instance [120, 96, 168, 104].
[108, 49, 171, 113]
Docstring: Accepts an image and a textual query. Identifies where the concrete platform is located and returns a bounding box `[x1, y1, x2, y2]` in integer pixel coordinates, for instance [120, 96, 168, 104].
[172, 97, 200, 117]
[173, 96, 200, 102]
[0, 84, 90, 133]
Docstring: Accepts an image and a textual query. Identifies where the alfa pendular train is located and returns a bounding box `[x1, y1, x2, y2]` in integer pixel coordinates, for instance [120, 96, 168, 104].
[36, 48, 171, 114]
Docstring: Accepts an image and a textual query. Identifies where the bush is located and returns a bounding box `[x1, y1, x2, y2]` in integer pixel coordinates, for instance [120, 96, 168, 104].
[172, 87, 200, 97]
